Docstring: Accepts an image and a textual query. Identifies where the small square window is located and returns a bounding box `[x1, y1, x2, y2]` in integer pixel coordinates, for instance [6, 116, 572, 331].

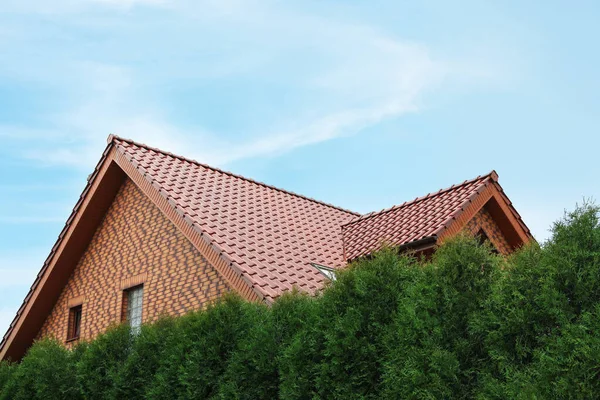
[67, 305, 82, 341]
[122, 285, 144, 333]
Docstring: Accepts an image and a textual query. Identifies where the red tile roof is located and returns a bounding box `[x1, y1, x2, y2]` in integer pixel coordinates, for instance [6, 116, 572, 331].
[1, 135, 534, 362]
[113, 137, 359, 301]
[342, 172, 498, 260]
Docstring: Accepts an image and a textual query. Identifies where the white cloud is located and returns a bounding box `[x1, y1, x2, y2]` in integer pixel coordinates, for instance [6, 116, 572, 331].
[90, 0, 167, 8]
[0, 0, 167, 13]
[216, 100, 420, 164]
[0, 1, 493, 169]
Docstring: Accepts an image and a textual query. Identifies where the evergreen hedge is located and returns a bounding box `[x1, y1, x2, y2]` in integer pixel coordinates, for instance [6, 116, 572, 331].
[1, 203, 599, 399]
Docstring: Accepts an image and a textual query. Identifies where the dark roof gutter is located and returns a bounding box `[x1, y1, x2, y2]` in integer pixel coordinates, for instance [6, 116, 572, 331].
[396, 236, 437, 253]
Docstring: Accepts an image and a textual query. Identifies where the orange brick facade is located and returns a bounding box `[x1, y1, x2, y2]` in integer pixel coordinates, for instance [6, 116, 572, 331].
[37, 178, 230, 344]
[0, 137, 532, 362]
[466, 206, 511, 255]
[35, 179, 511, 345]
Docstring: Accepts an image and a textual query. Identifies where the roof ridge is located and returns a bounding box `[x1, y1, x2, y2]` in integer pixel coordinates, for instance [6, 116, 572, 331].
[108, 134, 361, 217]
[341, 171, 498, 228]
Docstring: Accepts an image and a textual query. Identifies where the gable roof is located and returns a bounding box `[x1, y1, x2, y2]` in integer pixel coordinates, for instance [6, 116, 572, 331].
[113, 137, 359, 301]
[342, 171, 532, 260]
[1, 135, 533, 361]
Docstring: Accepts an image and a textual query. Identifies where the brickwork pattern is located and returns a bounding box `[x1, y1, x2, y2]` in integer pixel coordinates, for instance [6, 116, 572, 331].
[115, 138, 358, 301]
[466, 206, 511, 255]
[37, 178, 230, 344]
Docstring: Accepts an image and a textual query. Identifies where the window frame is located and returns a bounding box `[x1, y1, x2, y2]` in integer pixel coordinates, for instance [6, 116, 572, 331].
[122, 284, 144, 333]
[66, 304, 83, 342]
[311, 263, 337, 281]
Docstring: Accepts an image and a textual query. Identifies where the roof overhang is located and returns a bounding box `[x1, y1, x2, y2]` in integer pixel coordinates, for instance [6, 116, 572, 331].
[0, 138, 264, 361]
[0, 145, 126, 361]
[435, 178, 533, 251]
[344, 172, 533, 263]
[1, 140, 534, 362]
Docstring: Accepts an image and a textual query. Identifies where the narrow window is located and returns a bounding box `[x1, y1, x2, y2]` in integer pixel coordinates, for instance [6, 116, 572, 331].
[123, 285, 144, 333]
[477, 228, 499, 254]
[67, 305, 82, 341]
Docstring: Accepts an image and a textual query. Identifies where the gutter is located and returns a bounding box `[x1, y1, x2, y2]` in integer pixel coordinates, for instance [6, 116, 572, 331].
[347, 236, 437, 264]
[396, 236, 437, 253]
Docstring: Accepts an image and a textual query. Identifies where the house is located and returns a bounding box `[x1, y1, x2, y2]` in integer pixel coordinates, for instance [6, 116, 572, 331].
[0, 135, 533, 361]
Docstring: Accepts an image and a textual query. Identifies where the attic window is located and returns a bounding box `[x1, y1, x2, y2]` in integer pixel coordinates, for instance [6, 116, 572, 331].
[476, 228, 499, 254]
[67, 305, 82, 342]
[312, 263, 336, 281]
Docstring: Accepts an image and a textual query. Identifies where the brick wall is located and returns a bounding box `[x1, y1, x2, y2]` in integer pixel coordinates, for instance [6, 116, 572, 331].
[37, 178, 230, 344]
[466, 206, 511, 255]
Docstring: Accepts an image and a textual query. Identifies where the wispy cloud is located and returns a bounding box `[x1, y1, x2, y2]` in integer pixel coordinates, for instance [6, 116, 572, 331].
[216, 100, 420, 164]
[0, 0, 168, 14]
[0, 1, 493, 169]
[90, 0, 167, 8]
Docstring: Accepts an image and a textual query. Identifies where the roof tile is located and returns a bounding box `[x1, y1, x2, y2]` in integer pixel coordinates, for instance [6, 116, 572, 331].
[113, 137, 358, 300]
[341, 174, 496, 260]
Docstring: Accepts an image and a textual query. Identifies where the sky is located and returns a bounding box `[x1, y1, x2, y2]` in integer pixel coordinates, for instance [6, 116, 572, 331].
[0, 0, 599, 336]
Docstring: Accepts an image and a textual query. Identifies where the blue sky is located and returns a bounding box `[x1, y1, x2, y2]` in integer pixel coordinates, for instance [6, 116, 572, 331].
[0, 0, 599, 335]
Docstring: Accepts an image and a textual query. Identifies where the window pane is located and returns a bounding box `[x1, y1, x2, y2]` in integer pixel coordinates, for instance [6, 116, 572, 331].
[68, 305, 82, 340]
[74, 308, 81, 338]
[126, 285, 144, 333]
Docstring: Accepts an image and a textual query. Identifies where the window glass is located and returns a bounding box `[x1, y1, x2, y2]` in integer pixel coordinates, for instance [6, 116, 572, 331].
[68, 305, 82, 341]
[312, 263, 337, 281]
[126, 285, 144, 333]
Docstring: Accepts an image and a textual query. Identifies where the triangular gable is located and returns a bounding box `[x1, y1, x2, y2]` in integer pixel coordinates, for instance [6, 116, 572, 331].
[111, 141, 265, 303]
[342, 171, 533, 261]
[1, 135, 359, 360]
[1, 136, 533, 361]
[0, 138, 261, 361]
[1, 143, 124, 361]
[112, 137, 358, 301]
[436, 172, 532, 249]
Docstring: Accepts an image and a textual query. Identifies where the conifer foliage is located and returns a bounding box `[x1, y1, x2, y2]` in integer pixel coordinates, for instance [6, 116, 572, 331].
[1, 204, 599, 399]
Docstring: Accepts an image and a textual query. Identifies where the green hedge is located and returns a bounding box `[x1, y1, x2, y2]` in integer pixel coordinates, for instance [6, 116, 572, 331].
[1, 203, 599, 399]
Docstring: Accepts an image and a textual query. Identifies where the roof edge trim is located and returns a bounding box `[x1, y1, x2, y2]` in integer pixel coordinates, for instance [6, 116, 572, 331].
[108, 134, 360, 217]
[0, 141, 118, 360]
[342, 171, 498, 229]
[112, 145, 267, 304]
[435, 180, 534, 246]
